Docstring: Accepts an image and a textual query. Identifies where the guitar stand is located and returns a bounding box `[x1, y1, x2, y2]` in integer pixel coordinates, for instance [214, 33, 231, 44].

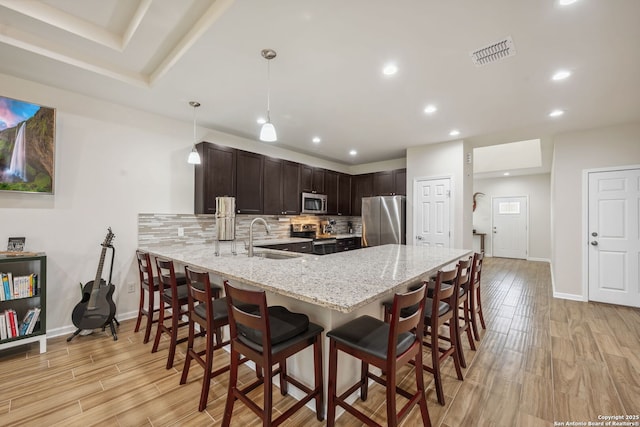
[67, 244, 120, 342]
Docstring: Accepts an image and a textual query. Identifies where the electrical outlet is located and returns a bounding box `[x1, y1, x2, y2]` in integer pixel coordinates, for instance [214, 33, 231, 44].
[128, 282, 135, 293]
[178, 227, 184, 237]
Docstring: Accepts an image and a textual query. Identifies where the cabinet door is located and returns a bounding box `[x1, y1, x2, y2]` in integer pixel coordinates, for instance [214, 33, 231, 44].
[351, 173, 373, 216]
[263, 157, 283, 215]
[373, 170, 394, 196]
[300, 165, 313, 192]
[337, 173, 352, 215]
[312, 168, 325, 193]
[324, 170, 338, 214]
[194, 142, 236, 214]
[393, 168, 406, 196]
[236, 150, 263, 214]
[282, 161, 300, 214]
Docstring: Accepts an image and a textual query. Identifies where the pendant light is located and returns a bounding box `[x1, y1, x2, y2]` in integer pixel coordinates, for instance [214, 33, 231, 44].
[187, 101, 201, 164]
[259, 49, 277, 142]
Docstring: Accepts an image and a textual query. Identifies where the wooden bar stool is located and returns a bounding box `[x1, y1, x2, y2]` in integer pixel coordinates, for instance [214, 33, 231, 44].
[222, 281, 324, 427]
[455, 256, 475, 368]
[179, 266, 231, 411]
[422, 265, 464, 405]
[327, 284, 431, 427]
[151, 257, 221, 369]
[469, 252, 486, 341]
[134, 250, 186, 344]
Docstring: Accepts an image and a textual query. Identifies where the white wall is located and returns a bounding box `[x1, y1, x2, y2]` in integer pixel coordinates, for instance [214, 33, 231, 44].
[473, 174, 551, 260]
[551, 122, 640, 299]
[406, 140, 473, 250]
[0, 73, 200, 334]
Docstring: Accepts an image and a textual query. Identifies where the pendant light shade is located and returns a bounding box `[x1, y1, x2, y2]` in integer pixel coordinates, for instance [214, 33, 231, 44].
[259, 49, 277, 142]
[187, 101, 201, 164]
[260, 121, 277, 142]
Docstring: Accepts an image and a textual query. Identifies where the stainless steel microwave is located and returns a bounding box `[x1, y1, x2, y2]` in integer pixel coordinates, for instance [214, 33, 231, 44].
[301, 192, 327, 214]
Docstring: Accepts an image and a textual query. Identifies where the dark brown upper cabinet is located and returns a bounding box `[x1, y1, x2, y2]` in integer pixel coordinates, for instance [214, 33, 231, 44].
[194, 142, 236, 214]
[324, 170, 338, 214]
[235, 150, 263, 214]
[312, 168, 325, 193]
[300, 165, 325, 194]
[351, 173, 374, 216]
[373, 168, 406, 196]
[393, 168, 406, 196]
[264, 157, 300, 215]
[337, 173, 352, 216]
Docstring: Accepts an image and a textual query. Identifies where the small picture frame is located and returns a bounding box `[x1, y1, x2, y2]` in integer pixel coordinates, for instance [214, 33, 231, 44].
[7, 237, 25, 252]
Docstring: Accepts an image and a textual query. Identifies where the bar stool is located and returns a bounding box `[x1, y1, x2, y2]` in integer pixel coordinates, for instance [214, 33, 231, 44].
[327, 284, 431, 427]
[151, 257, 221, 369]
[134, 250, 187, 343]
[455, 256, 475, 368]
[222, 281, 324, 426]
[422, 265, 464, 405]
[469, 252, 486, 341]
[179, 266, 231, 411]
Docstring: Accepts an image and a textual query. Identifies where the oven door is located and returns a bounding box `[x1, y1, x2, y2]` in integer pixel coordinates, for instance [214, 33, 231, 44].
[313, 239, 337, 255]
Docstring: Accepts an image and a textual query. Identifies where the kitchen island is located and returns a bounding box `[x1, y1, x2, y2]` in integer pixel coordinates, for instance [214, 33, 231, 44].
[141, 242, 472, 415]
[142, 243, 471, 313]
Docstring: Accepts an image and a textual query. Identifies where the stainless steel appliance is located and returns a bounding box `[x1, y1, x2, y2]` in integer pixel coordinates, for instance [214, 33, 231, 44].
[301, 192, 327, 215]
[291, 223, 337, 255]
[216, 196, 236, 240]
[361, 195, 406, 247]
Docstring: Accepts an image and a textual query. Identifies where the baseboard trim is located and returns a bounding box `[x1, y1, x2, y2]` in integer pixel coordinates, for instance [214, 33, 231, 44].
[553, 292, 587, 302]
[46, 310, 138, 338]
[527, 257, 550, 263]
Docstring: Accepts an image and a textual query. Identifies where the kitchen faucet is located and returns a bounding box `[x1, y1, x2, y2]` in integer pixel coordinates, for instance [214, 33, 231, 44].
[248, 217, 270, 257]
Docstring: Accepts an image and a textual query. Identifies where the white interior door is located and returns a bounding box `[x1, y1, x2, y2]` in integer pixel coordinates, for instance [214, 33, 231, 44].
[492, 196, 528, 259]
[588, 168, 640, 307]
[414, 178, 450, 247]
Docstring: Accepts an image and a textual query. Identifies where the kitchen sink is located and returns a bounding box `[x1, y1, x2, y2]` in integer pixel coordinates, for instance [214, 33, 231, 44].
[254, 251, 302, 260]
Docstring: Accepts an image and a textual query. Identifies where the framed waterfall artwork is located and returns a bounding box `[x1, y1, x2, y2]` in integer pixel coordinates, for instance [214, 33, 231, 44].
[0, 95, 55, 194]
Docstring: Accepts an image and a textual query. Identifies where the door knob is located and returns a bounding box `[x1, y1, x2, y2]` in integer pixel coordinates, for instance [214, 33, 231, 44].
[591, 232, 598, 237]
[590, 241, 598, 246]
[416, 236, 423, 240]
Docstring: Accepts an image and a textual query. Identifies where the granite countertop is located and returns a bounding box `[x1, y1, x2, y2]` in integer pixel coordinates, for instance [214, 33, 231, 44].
[143, 243, 471, 313]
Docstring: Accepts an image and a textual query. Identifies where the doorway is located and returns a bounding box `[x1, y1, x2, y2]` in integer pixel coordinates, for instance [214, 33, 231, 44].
[492, 196, 528, 259]
[413, 177, 451, 247]
[586, 167, 640, 307]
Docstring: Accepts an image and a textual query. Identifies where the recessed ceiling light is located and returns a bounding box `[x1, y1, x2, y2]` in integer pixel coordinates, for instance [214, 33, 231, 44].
[449, 129, 460, 136]
[312, 137, 321, 144]
[552, 70, 571, 81]
[559, 0, 578, 5]
[549, 109, 565, 117]
[503, 172, 510, 176]
[256, 117, 266, 125]
[382, 63, 398, 76]
[349, 150, 357, 156]
[424, 105, 437, 114]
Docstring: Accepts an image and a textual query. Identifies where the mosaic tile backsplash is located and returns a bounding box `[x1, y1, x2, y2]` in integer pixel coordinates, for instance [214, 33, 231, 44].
[138, 213, 362, 247]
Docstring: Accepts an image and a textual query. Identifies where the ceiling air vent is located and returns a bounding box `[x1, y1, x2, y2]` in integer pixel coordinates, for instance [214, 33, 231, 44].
[470, 36, 516, 66]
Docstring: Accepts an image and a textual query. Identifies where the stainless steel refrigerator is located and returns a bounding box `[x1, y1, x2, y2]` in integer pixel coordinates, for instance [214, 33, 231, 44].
[361, 195, 406, 247]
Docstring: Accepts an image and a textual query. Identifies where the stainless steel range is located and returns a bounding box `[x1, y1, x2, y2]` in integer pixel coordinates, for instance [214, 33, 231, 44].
[290, 223, 337, 255]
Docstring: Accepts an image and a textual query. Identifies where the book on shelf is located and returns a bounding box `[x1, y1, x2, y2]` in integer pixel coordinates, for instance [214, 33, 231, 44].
[26, 307, 41, 335]
[3, 309, 18, 338]
[0, 273, 38, 301]
[0, 312, 7, 340]
[1, 273, 11, 301]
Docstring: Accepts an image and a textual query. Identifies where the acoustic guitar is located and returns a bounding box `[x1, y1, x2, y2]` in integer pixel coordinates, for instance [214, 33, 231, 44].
[71, 228, 117, 330]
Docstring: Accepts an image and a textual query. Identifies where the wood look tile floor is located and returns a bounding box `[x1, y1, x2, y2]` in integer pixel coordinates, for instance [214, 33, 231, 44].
[2, 258, 640, 426]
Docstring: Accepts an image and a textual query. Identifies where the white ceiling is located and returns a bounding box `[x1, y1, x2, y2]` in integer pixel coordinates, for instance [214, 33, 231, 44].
[1, 0, 639, 165]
